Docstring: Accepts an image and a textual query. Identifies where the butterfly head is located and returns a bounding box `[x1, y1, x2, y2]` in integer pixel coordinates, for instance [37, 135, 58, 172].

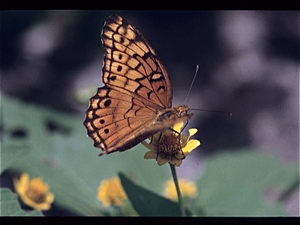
[174, 105, 191, 117]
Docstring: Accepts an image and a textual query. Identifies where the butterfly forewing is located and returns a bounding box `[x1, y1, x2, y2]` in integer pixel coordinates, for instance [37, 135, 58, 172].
[84, 15, 193, 155]
[102, 15, 172, 108]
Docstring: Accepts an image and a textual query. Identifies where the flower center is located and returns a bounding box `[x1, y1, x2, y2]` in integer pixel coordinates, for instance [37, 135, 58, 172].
[25, 180, 48, 203]
[159, 133, 182, 155]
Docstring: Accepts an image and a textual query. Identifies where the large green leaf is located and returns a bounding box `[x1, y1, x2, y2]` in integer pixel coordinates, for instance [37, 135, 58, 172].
[119, 173, 193, 216]
[195, 150, 298, 216]
[1, 94, 170, 215]
[0, 188, 43, 216]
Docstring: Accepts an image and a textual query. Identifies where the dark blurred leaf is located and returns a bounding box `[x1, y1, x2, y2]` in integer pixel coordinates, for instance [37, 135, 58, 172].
[119, 173, 193, 216]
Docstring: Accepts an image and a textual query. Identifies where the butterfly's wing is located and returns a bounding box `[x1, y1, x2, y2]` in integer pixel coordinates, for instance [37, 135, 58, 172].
[84, 87, 192, 155]
[102, 15, 172, 108]
[84, 15, 192, 155]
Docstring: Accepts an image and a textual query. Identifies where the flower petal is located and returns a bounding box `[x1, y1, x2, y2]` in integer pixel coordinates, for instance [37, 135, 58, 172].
[175, 152, 185, 159]
[142, 141, 156, 152]
[173, 121, 184, 133]
[188, 128, 198, 137]
[164, 179, 198, 199]
[46, 193, 55, 204]
[144, 151, 156, 159]
[170, 156, 183, 166]
[183, 139, 201, 154]
[14, 173, 30, 195]
[150, 132, 162, 144]
[180, 135, 189, 147]
[97, 177, 127, 207]
[157, 156, 169, 166]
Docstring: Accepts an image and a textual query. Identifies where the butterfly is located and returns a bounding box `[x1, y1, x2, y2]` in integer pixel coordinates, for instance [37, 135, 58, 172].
[84, 15, 193, 155]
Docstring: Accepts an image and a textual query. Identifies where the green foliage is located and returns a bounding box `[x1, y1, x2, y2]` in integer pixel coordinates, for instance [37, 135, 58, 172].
[1, 94, 298, 216]
[195, 150, 298, 216]
[119, 173, 193, 216]
[0, 188, 43, 216]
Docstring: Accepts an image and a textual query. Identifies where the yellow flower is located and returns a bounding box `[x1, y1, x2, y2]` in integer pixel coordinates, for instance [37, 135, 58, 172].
[164, 179, 198, 200]
[98, 177, 127, 208]
[142, 121, 200, 166]
[13, 173, 55, 211]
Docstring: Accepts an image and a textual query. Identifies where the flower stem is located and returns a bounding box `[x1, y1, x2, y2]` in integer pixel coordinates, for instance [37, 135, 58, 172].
[169, 163, 186, 217]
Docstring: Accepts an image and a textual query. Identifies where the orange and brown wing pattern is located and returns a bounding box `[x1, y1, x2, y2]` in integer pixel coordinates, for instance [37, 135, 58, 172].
[101, 15, 173, 108]
[84, 15, 192, 155]
[84, 87, 160, 154]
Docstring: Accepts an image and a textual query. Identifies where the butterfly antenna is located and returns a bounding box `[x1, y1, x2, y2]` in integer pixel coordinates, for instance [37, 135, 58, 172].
[184, 65, 232, 117]
[184, 65, 199, 104]
[190, 108, 232, 116]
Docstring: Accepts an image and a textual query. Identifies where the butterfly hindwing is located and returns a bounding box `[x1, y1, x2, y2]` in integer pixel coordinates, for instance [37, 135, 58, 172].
[84, 87, 157, 153]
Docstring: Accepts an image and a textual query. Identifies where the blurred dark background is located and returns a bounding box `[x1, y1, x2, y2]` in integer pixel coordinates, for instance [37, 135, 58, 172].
[1, 10, 299, 215]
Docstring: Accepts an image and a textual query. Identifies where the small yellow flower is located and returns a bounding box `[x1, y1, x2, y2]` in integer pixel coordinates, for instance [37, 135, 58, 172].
[164, 179, 198, 200]
[97, 177, 127, 208]
[13, 173, 55, 211]
[142, 121, 200, 166]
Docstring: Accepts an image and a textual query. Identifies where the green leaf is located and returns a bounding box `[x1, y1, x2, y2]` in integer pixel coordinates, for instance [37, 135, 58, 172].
[0, 188, 43, 216]
[195, 150, 297, 216]
[119, 173, 192, 216]
[1, 94, 170, 215]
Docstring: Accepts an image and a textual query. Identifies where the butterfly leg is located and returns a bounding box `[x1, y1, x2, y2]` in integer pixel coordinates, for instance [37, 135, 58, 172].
[181, 121, 189, 132]
[156, 131, 163, 161]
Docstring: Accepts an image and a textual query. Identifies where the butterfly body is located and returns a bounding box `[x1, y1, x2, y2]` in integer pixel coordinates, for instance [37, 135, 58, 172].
[84, 15, 193, 155]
